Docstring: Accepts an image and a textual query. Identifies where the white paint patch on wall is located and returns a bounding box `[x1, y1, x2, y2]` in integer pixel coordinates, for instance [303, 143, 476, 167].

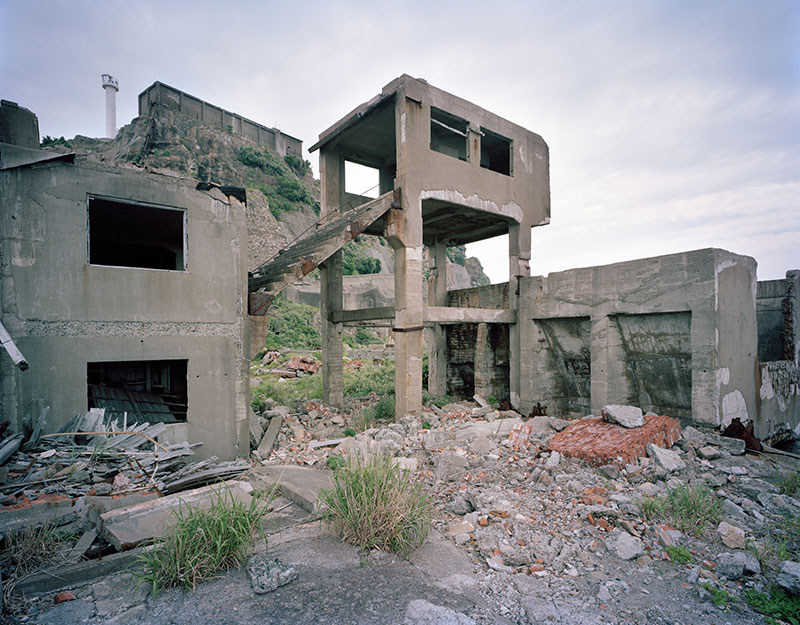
[721, 389, 748, 427]
[716, 367, 730, 387]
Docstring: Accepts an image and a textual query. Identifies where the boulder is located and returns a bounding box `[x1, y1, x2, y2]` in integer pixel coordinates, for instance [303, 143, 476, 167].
[717, 521, 745, 549]
[646, 444, 686, 472]
[601, 405, 644, 429]
[612, 531, 644, 560]
[777, 561, 800, 595]
[716, 552, 745, 580]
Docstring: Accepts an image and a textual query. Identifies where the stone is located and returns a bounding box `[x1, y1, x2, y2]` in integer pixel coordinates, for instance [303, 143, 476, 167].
[601, 405, 644, 428]
[249, 410, 264, 448]
[741, 551, 761, 575]
[717, 521, 745, 549]
[486, 556, 514, 573]
[681, 426, 708, 445]
[777, 561, 800, 595]
[404, 599, 476, 625]
[545, 451, 561, 468]
[246, 555, 297, 593]
[697, 446, 721, 460]
[446, 495, 475, 516]
[612, 531, 644, 560]
[721, 498, 747, 522]
[435, 452, 469, 482]
[707, 433, 746, 455]
[716, 552, 745, 580]
[598, 464, 620, 479]
[646, 444, 686, 472]
[447, 521, 475, 536]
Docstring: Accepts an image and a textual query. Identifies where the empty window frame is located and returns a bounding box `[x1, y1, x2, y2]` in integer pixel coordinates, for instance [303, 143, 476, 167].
[480, 128, 512, 175]
[430, 107, 468, 161]
[87, 359, 188, 423]
[88, 196, 186, 270]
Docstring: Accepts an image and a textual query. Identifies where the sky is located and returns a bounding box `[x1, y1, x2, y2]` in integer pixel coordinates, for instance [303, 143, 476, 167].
[2, 0, 798, 282]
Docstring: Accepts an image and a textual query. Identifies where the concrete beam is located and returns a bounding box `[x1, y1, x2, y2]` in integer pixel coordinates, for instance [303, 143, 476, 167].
[332, 306, 395, 323]
[424, 306, 516, 324]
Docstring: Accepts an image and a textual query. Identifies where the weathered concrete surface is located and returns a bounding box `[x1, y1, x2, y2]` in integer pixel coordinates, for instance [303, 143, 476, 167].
[255, 465, 333, 513]
[99, 480, 253, 549]
[520, 248, 758, 428]
[0, 153, 251, 460]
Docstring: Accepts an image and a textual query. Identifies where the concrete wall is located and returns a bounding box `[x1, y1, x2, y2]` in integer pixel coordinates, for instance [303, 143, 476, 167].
[518, 249, 758, 427]
[0, 158, 250, 460]
[0, 100, 40, 148]
[138, 82, 302, 158]
[756, 270, 800, 436]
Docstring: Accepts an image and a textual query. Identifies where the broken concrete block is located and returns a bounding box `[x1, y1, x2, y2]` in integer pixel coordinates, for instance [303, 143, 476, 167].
[611, 531, 644, 560]
[435, 452, 469, 482]
[447, 521, 475, 536]
[697, 446, 721, 460]
[246, 555, 297, 593]
[99, 480, 253, 550]
[601, 405, 644, 429]
[404, 599, 476, 625]
[717, 521, 745, 549]
[646, 444, 686, 472]
[777, 560, 800, 594]
[249, 410, 264, 449]
[257, 415, 282, 458]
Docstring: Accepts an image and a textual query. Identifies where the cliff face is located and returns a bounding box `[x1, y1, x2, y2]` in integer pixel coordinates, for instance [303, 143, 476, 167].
[57, 101, 490, 287]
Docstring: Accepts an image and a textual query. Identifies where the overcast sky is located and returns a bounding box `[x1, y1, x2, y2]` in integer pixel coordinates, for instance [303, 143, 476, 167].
[2, 0, 797, 281]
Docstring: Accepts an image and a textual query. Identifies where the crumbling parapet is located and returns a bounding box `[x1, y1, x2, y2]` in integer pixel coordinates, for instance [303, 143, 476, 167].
[519, 248, 758, 428]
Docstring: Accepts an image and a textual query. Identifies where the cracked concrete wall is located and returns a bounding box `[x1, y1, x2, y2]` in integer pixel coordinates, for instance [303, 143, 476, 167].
[0, 158, 250, 460]
[756, 270, 800, 436]
[519, 248, 758, 428]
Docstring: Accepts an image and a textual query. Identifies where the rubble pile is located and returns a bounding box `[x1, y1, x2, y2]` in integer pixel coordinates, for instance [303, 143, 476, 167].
[254, 394, 800, 623]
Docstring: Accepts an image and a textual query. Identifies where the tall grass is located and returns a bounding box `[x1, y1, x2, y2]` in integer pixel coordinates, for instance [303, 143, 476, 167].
[136, 488, 267, 594]
[640, 484, 721, 537]
[319, 454, 430, 555]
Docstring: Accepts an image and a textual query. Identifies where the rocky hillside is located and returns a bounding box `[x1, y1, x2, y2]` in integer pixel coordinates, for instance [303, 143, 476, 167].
[53, 104, 491, 288]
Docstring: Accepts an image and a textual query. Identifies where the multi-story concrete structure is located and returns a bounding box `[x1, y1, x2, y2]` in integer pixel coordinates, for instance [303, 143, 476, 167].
[0, 100, 253, 459]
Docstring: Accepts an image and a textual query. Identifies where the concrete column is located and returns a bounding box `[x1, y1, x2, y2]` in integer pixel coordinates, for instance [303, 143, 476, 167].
[320, 149, 345, 407]
[590, 314, 610, 414]
[426, 240, 448, 397]
[474, 323, 492, 399]
[508, 224, 531, 409]
[393, 243, 424, 417]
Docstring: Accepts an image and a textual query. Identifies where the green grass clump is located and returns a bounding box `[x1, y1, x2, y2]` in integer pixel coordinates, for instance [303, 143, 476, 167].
[422, 392, 453, 409]
[343, 360, 395, 398]
[664, 545, 693, 564]
[251, 372, 322, 408]
[319, 454, 430, 555]
[641, 484, 721, 537]
[779, 471, 800, 497]
[326, 455, 346, 471]
[136, 489, 267, 594]
[701, 582, 735, 609]
[745, 586, 800, 624]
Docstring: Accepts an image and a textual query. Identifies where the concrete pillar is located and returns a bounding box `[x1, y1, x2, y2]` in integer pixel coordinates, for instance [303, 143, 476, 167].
[426, 240, 448, 397]
[590, 314, 629, 413]
[474, 323, 492, 399]
[320, 149, 345, 407]
[393, 243, 424, 417]
[508, 224, 531, 408]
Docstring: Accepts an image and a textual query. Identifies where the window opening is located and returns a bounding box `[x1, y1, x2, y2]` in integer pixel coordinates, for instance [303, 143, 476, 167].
[88, 359, 188, 423]
[88, 196, 185, 270]
[345, 161, 379, 199]
[430, 107, 468, 161]
[480, 128, 512, 175]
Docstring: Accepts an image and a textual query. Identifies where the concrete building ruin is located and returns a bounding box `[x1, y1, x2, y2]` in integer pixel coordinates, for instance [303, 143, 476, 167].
[2, 74, 798, 463]
[250, 74, 798, 436]
[1, 99, 254, 460]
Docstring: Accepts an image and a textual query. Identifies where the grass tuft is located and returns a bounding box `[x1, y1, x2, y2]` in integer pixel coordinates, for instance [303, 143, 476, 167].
[701, 582, 735, 609]
[778, 471, 800, 497]
[745, 586, 800, 624]
[641, 484, 721, 537]
[2, 522, 73, 576]
[136, 488, 268, 594]
[664, 544, 693, 564]
[319, 454, 431, 555]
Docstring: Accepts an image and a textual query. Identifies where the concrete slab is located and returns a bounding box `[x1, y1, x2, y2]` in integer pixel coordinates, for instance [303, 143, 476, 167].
[99, 480, 253, 549]
[256, 465, 332, 514]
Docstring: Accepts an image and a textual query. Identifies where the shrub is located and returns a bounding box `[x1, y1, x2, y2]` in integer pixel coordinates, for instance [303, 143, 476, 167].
[779, 471, 800, 497]
[136, 488, 267, 594]
[284, 153, 311, 177]
[640, 484, 721, 537]
[319, 454, 430, 555]
[342, 242, 381, 275]
[343, 360, 395, 397]
[263, 295, 320, 350]
[236, 147, 284, 176]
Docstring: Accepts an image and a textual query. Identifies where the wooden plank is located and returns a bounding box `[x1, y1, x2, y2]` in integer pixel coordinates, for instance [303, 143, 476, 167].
[332, 306, 395, 323]
[424, 306, 516, 324]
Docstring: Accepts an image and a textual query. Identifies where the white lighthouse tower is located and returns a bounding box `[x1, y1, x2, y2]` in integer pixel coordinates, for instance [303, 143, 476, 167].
[101, 74, 119, 139]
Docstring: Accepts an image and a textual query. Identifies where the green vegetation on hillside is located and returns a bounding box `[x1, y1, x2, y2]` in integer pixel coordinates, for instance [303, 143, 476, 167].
[342, 239, 381, 275]
[262, 295, 321, 350]
[236, 146, 316, 218]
